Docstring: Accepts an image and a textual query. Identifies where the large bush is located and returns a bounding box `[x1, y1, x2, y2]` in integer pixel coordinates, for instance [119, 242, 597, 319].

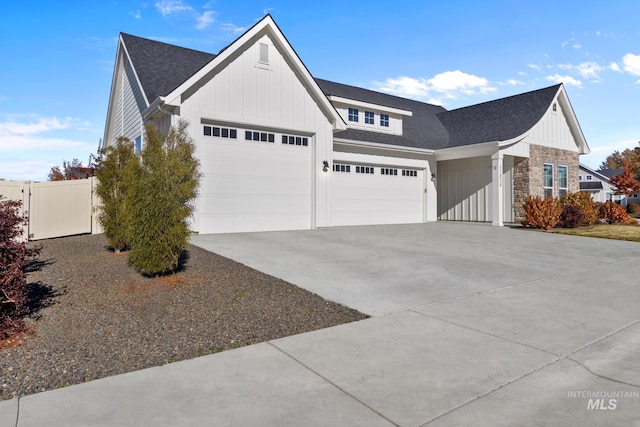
[95, 137, 137, 252]
[560, 192, 599, 226]
[0, 196, 40, 340]
[521, 195, 562, 230]
[126, 120, 201, 275]
[598, 201, 636, 224]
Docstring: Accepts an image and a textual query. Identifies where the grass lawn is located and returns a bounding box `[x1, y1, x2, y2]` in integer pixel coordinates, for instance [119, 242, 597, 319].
[549, 223, 640, 242]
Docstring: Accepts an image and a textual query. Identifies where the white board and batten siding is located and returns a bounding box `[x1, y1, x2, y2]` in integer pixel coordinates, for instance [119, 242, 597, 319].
[106, 56, 146, 146]
[437, 156, 515, 223]
[179, 34, 333, 233]
[438, 157, 492, 222]
[528, 101, 580, 152]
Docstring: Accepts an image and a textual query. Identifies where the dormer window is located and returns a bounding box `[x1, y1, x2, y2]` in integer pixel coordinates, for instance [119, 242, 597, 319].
[364, 111, 374, 124]
[380, 114, 389, 127]
[348, 108, 359, 122]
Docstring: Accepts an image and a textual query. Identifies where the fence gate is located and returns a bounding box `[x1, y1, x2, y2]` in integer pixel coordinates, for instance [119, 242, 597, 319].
[0, 178, 97, 241]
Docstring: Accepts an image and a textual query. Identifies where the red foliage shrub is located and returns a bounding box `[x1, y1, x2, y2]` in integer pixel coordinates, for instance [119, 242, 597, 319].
[521, 195, 562, 230]
[560, 204, 584, 228]
[560, 192, 599, 226]
[0, 196, 41, 340]
[598, 201, 635, 224]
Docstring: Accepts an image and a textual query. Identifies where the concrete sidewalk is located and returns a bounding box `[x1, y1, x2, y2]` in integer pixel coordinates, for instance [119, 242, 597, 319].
[2, 223, 640, 426]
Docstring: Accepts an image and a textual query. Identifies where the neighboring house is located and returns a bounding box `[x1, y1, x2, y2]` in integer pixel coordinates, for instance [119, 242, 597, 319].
[594, 167, 635, 206]
[103, 15, 590, 234]
[578, 164, 618, 203]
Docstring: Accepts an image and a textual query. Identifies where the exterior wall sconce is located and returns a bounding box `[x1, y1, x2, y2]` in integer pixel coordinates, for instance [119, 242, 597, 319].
[431, 172, 436, 181]
[323, 161, 329, 172]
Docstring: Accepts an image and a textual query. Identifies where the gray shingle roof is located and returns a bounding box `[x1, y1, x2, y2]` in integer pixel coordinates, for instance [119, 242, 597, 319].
[119, 33, 563, 151]
[436, 85, 561, 148]
[597, 169, 623, 179]
[121, 33, 216, 103]
[315, 78, 450, 150]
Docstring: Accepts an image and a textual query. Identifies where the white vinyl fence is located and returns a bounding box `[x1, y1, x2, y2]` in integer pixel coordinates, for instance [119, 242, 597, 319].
[0, 177, 102, 241]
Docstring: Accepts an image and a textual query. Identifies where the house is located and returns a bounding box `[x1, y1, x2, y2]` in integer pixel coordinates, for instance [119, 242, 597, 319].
[578, 164, 620, 204]
[103, 15, 590, 234]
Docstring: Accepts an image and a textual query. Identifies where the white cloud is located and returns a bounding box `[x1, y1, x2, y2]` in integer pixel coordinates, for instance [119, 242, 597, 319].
[575, 62, 603, 80]
[0, 116, 96, 159]
[375, 76, 430, 99]
[546, 74, 582, 87]
[428, 70, 495, 95]
[372, 70, 495, 104]
[527, 64, 542, 71]
[500, 79, 525, 86]
[219, 22, 247, 34]
[0, 116, 76, 136]
[622, 53, 640, 76]
[196, 10, 215, 29]
[610, 62, 621, 72]
[0, 159, 59, 182]
[155, 0, 192, 16]
[130, 9, 142, 19]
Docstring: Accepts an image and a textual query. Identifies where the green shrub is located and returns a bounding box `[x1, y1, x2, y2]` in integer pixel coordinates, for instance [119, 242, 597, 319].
[95, 137, 137, 252]
[521, 195, 562, 230]
[126, 120, 201, 275]
[0, 196, 41, 340]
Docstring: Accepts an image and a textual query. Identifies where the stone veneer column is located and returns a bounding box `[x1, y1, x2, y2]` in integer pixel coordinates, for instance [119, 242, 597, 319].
[512, 144, 580, 223]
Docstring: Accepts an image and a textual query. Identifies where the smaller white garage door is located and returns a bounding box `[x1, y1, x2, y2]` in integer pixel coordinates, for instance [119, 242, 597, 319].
[331, 163, 424, 226]
[198, 126, 312, 234]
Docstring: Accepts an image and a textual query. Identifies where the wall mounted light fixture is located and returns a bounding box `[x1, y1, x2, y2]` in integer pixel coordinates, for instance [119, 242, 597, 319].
[323, 161, 329, 172]
[431, 172, 436, 181]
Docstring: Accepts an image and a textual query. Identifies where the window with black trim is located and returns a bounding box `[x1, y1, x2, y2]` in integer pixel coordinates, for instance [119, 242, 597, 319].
[245, 130, 274, 143]
[380, 114, 389, 127]
[402, 169, 417, 177]
[364, 111, 374, 125]
[333, 164, 351, 172]
[348, 108, 359, 122]
[381, 168, 398, 176]
[355, 166, 374, 174]
[282, 134, 308, 147]
[204, 125, 237, 139]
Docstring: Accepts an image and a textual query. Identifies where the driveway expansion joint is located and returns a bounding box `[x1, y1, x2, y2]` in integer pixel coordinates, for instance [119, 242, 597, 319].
[266, 341, 400, 426]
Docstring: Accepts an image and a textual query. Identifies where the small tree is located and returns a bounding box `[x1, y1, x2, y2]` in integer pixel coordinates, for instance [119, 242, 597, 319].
[0, 196, 41, 339]
[609, 161, 640, 200]
[126, 120, 201, 275]
[95, 137, 137, 252]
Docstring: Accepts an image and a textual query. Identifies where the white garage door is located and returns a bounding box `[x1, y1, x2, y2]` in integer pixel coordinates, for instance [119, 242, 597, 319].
[198, 126, 312, 234]
[331, 163, 424, 226]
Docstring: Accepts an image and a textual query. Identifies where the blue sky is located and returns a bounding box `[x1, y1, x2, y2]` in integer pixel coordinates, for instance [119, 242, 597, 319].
[1, 0, 639, 181]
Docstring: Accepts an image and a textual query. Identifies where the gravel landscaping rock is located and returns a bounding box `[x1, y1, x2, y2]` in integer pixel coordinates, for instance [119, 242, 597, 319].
[0, 234, 366, 400]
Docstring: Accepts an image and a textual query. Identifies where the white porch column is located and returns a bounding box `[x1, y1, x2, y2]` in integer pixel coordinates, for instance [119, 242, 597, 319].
[491, 152, 504, 226]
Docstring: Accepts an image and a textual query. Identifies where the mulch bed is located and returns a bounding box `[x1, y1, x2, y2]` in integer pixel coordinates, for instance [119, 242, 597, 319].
[0, 234, 366, 400]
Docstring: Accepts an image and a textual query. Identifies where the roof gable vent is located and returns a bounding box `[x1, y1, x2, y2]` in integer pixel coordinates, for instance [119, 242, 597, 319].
[259, 43, 269, 64]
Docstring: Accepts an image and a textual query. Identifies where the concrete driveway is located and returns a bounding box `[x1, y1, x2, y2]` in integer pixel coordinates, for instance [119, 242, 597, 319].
[4, 222, 639, 426]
